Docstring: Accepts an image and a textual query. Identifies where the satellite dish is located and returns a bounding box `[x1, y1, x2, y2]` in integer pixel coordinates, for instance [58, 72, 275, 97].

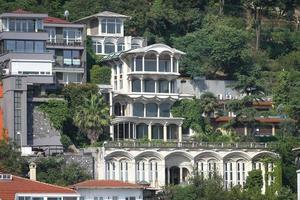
[64, 10, 69, 20]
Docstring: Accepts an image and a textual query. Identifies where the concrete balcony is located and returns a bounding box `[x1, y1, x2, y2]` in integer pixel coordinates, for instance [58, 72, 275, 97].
[0, 31, 48, 40]
[46, 39, 84, 50]
[104, 141, 274, 149]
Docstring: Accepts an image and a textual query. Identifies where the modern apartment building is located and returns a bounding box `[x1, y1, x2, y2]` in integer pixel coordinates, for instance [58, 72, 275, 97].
[75, 11, 146, 55]
[0, 9, 86, 150]
[44, 16, 86, 84]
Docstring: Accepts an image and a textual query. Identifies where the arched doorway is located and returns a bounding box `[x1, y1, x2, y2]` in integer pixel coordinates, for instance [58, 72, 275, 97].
[169, 166, 180, 185]
[167, 166, 190, 185]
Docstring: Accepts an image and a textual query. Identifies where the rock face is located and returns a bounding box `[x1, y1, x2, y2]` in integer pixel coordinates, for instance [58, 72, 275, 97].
[27, 102, 62, 147]
[64, 153, 95, 178]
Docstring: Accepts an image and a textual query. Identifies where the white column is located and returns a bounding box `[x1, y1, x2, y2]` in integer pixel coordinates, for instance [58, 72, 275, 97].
[116, 64, 120, 90]
[167, 167, 170, 184]
[115, 161, 120, 180]
[134, 56, 137, 71]
[160, 160, 166, 187]
[176, 58, 179, 73]
[156, 54, 159, 72]
[129, 78, 132, 93]
[232, 162, 237, 186]
[272, 124, 275, 136]
[101, 41, 105, 54]
[154, 80, 157, 93]
[180, 167, 183, 184]
[170, 55, 174, 72]
[178, 125, 182, 142]
[157, 103, 160, 117]
[141, 78, 144, 93]
[244, 126, 248, 136]
[143, 103, 146, 117]
[163, 124, 167, 142]
[297, 170, 300, 200]
[148, 123, 152, 141]
[110, 125, 114, 140]
[168, 81, 171, 93]
[142, 55, 145, 71]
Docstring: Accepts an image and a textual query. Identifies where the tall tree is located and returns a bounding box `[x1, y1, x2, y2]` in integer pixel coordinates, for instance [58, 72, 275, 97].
[73, 94, 110, 144]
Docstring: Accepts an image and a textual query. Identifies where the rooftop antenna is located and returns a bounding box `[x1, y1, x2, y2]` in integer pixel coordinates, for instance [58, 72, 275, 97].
[64, 10, 69, 21]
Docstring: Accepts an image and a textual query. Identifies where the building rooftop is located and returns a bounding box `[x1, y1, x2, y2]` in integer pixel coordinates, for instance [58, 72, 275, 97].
[74, 11, 130, 23]
[43, 16, 70, 24]
[72, 180, 144, 189]
[0, 9, 48, 18]
[125, 43, 185, 55]
[0, 173, 78, 200]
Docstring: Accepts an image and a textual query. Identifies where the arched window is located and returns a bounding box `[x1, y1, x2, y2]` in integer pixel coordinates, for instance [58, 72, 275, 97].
[120, 160, 128, 181]
[104, 42, 115, 54]
[114, 103, 121, 116]
[224, 161, 233, 189]
[132, 79, 141, 92]
[149, 160, 158, 184]
[144, 53, 157, 71]
[136, 161, 146, 182]
[136, 123, 148, 139]
[208, 159, 217, 179]
[167, 124, 177, 139]
[131, 43, 140, 49]
[135, 56, 143, 71]
[144, 79, 155, 92]
[133, 103, 144, 117]
[159, 54, 171, 72]
[117, 43, 125, 52]
[159, 103, 170, 117]
[171, 80, 176, 93]
[197, 160, 205, 178]
[152, 124, 163, 139]
[146, 103, 158, 117]
[106, 161, 116, 180]
[158, 79, 169, 93]
[236, 160, 246, 187]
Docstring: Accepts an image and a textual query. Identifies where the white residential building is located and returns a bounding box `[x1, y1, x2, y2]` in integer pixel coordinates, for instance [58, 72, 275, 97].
[75, 11, 146, 55]
[72, 180, 144, 200]
[95, 43, 278, 193]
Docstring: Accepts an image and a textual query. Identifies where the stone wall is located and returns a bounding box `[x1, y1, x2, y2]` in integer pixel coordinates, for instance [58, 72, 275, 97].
[64, 153, 95, 178]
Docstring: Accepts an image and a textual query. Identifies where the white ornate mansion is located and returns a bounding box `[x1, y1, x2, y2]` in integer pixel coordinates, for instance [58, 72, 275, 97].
[97, 42, 278, 193]
[75, 11, 279, 193]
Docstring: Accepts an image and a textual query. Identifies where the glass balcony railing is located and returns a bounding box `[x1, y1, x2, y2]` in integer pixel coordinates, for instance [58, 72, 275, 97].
[46, 39, 83, 47]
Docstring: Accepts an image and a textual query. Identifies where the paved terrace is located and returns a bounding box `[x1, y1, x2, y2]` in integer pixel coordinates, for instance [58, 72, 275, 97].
[103, 141, 276, 149]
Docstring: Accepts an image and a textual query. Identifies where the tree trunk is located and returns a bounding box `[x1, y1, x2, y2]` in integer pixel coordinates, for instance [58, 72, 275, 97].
[219, 0, 225, 15]
[255, 7, 261, 51]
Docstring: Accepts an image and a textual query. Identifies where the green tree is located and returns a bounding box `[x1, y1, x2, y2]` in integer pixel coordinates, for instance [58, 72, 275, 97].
[36, 157, 90, 186]
[199, 92, 218, 117]
[245, 169, 263, 191]
[73, 94, 110, 144]
[90, 65, 111, 84]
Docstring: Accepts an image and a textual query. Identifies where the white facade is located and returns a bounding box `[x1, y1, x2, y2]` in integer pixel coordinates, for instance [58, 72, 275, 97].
[103, 43, 190, 142]
[95, 143, 277, 192]
[11, 59, 52, 75]
[76, 11, 146, 55]
[76, 188, 143, 200]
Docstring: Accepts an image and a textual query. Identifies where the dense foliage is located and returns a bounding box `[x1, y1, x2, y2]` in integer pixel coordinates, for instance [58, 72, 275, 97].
[90, 65, 111, 85]
[35, 156, 91, 186]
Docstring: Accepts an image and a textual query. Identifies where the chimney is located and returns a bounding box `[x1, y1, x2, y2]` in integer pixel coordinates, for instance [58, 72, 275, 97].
[29, 162, 36, 181]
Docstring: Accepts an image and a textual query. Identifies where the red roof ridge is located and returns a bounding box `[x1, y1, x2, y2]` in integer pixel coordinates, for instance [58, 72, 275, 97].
[12, 175, 77, 193]
[43, 16, 70, 24]
[72, 179, 144, 189]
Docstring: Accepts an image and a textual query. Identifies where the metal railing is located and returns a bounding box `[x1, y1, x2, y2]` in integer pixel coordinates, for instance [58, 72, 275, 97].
[46, 39, 83, 47]
[104, 141, 275, 149]
[32, 145, 63, 156]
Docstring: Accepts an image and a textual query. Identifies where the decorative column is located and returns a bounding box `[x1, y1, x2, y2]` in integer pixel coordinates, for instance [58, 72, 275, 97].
[244, 126, 248, 136]
[142, 55, 145, 72]
[168, 81, 171, 94]
[272, 124, 275, 136]
[163, 123, 167, 142]
[148, 123, 152, 141]
[134, 56, 137, 71]
[180, 167, 183, 184]
[154, 80, 157, 93]
[167, 167, 170, 185]
[178, 124, 182, 142]
[141, 77, 144, 93]
[170, 55, 174, 72]
[156, 54, 159, 72]
[143, 103, 146, 117]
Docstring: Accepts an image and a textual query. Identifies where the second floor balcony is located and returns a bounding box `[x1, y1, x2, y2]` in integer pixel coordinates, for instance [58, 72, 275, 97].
[46, 39, 84, 49]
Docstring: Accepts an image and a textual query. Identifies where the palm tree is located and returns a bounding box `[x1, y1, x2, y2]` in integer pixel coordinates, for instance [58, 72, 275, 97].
[199, 92, 218, 117]
[73, 94, 110, 144]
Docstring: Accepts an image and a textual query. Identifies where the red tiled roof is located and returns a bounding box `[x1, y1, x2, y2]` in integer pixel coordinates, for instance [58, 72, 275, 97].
[0, 174, 77, 200]
[43, 16, 70, 24]
[12, 9, 32, 14]
[215, 116, 284, 123]
[72, 180, 144, 189]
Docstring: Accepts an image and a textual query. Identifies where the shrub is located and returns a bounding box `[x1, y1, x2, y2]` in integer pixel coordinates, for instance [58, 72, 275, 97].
[90, 65, 111, 84]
